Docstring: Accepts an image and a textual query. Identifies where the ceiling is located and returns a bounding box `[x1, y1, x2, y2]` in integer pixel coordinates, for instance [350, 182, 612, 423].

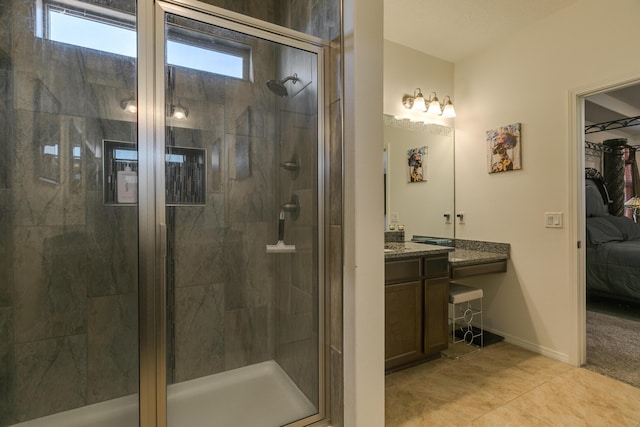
[383, 0, 579, 63]
[383, 0, 640, 142]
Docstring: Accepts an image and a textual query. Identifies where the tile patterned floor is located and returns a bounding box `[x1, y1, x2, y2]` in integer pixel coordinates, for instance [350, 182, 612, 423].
[385, 342, 640, 426]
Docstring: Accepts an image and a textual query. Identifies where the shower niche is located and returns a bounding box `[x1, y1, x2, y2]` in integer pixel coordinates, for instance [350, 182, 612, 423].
[103, 139, 206, 206]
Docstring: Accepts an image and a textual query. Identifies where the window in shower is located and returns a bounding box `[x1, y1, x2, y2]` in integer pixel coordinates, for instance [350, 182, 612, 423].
[36, 0, 251, 79]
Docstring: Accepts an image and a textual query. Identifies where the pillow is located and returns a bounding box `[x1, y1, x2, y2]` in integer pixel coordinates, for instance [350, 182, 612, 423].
[585, 185, 609, 217]
[586, 217, 624, 246]
[605, 215, 640, 240]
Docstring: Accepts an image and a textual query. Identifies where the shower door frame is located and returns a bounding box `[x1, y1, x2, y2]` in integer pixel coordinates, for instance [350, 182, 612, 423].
[137, 1, 330, 426]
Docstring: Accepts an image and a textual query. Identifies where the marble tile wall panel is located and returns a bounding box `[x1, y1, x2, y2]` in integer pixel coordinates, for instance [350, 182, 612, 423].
[0, 53, 11, 191]
[85, 182, 137, 297]
[226, 134, 275, 222]
[13, 226, 87, 343]
[225, 82, 274, 140]
[169, 76, 225, 134]
[329, 99, 343, 226]
[0, 190, 11, 308]
[224, 306, 269, 370]
[330, 225, 343, 350]
[277, 337, 318, 408]
[223, 222, 273, 310]
[0, 307, 14, 426]
[12, 111, 65, 227]
[0, 0, 10, 56]
[14, 335, 87, 422]
[174, 283, 225, 383]
[330, 346, 344, 427]
[279, 112, 316, 191]
[283, 0, 340, 41]
[188, 0, 276, 24]
[276, 304, 314, 345]
[173, 194, 225, 289]
[87, 293, 138, 404]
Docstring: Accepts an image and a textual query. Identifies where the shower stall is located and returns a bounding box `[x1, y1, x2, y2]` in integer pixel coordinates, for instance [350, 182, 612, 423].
[0, 0, 342, 426]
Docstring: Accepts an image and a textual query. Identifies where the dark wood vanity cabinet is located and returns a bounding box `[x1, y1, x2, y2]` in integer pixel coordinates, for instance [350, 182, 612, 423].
[385, 254, 449, 372]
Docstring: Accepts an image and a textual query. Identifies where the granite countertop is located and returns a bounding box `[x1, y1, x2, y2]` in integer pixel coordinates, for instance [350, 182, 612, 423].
[448, 248, 508, 267]
[384, 241, 509, 266]
[384, 241, 454, 259]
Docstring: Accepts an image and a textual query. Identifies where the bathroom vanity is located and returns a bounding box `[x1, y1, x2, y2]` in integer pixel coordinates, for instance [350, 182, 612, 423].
[384, 240, 509, 372]
[384, 243, 452, 372]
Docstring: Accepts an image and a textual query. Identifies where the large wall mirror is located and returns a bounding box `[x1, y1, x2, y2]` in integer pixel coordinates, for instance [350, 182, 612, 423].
[384, 115, 455, 240]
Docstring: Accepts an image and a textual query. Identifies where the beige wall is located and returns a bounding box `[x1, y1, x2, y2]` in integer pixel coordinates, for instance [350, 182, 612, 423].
[383, 40, 453, 122]
[453, 0, 640, 363]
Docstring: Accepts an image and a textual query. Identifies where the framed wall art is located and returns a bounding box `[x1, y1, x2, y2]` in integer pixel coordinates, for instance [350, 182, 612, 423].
[487, 123, 521, 174]
[407, 146, 427, 183]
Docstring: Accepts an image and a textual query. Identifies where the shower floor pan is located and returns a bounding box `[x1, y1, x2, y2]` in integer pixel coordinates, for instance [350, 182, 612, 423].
[11, 360, 316, 427]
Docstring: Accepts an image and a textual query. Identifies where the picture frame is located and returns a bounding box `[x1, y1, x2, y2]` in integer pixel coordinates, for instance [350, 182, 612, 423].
[407, 146, 427, 183]
[487, 123, 521, 174]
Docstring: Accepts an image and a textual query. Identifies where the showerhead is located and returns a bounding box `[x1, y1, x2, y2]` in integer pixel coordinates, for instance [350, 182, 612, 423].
[266, 73, 299, 97]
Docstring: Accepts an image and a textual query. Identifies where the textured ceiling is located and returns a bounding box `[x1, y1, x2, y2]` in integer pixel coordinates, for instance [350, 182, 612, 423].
[383, 0, 579, 62]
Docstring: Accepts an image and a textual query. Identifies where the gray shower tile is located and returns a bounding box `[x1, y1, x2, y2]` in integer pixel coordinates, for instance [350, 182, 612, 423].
[226, 133, 275, 223]
[0, 191, 11, 307]
[329, 41, 342, 104]
[277, 337, 318, 406]
[311, 0, 341, 41]
[223, 0, 276, 23]
[12, 111, 64, 226]
[288, 245, 314, 294]
[276, 306, 314, 345]
[330, 346, 344, 427]
[87, 293, 138, 404]
[330, 225, 343, 350]
[224, 222, 274, 310]
[13, 226, 87, 343]
[173, 203, 225, 288]
[14, 335, 87, 423]
[0, 307, 14, 426]
[329, 99, 343, 226]
[174, 283, 225, 383]
[224, 306, 270, 370]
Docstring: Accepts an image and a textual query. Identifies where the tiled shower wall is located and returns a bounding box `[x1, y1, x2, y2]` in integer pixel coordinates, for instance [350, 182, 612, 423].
[2, 0, 140, 423]
[0, 0, 342, 425]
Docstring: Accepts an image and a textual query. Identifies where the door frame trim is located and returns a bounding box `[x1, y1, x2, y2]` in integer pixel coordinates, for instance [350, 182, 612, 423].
[569, 73, 640, 367]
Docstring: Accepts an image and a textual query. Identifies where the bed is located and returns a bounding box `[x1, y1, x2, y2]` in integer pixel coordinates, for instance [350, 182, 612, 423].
[585, 177, 640, 301]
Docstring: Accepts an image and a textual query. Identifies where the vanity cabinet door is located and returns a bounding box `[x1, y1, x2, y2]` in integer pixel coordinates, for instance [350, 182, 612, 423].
[385, 281, 423, 371]
[424, 277, 449, 355]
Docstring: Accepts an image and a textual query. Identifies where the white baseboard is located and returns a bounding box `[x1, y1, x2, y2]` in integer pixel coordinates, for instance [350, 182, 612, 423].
[484, 327, 571, 364]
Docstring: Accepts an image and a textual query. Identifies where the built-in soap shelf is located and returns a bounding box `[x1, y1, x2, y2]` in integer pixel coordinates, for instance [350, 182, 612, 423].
[103, 139, 206, 206]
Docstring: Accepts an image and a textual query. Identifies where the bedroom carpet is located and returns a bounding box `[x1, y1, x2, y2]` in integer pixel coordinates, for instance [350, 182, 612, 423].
[585, 310, 640, 388]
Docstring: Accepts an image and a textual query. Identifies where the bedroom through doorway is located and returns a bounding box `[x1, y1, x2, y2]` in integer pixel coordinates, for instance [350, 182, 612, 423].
[580, 81, 640, 388]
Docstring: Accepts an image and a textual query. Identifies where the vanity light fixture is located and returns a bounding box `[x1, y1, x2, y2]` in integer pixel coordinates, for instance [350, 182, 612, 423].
[402, 89, 456, 118]
[120, 96, 137, 114]
[170, 102, 189, 120]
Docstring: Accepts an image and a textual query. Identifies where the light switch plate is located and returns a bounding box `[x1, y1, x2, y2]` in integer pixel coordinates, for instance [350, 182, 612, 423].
[545, 212, 563, 228]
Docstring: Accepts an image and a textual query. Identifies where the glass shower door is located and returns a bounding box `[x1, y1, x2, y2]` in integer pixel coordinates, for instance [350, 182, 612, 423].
[156, 4, 325, 427]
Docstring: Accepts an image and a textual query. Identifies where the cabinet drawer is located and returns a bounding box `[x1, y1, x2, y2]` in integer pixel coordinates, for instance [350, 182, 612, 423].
[385, 259, 421, 284]
[450, 260, 507, 279]
[424, 256, 449, 279]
